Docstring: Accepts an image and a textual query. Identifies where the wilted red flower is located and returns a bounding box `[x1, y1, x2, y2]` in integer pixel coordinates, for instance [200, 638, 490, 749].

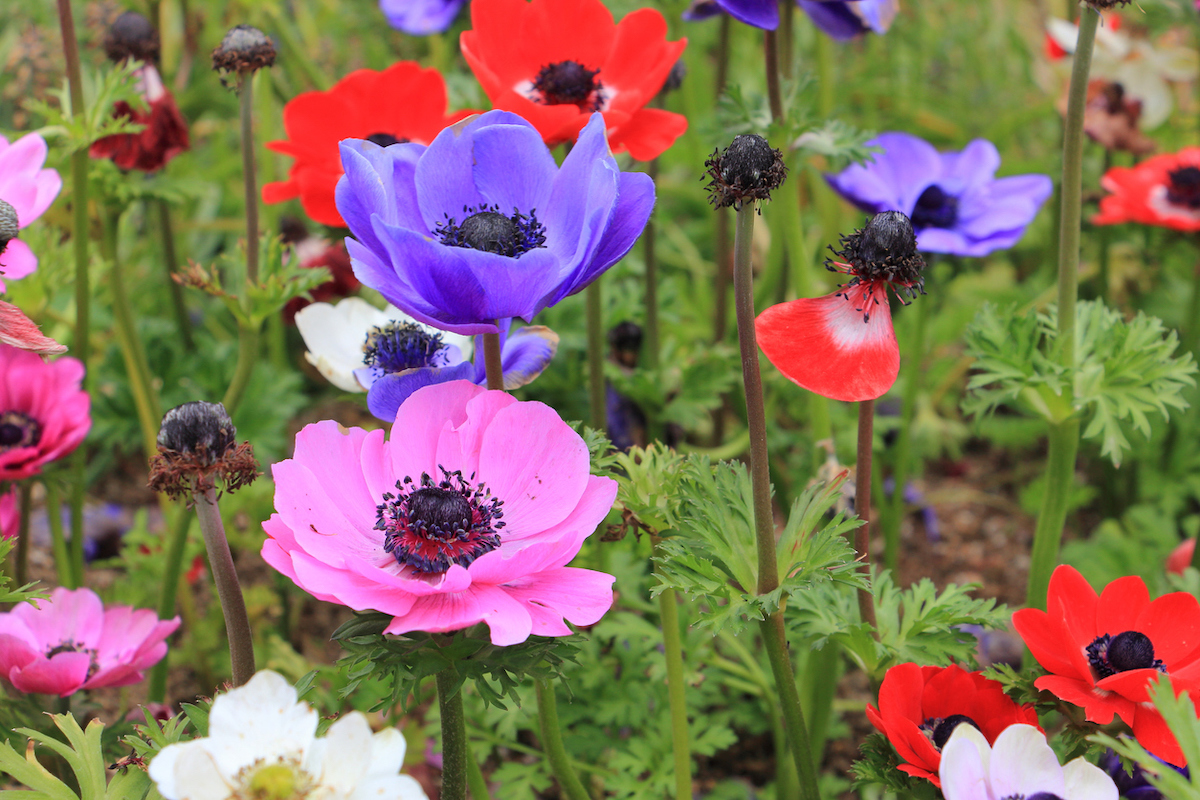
[89, 64, 189, 173]
[0, 300, 66, 356]
[866, 662, 1041, 787]
[756, 211, 925, 402]
[460, 0, 688, 160]
[1094, 147, 1200, 231]
[1013, 564, 1200, 766]
[262, 61, 475, 228]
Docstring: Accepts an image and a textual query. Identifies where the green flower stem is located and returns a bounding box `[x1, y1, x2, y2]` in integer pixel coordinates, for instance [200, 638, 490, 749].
[222, 321, 261, 416]
[483, 332, 504, 391]
[1026, 8, 1097, 611]
[156, 199, 194, 351]
[466, 750, 489, 800]
[148, 507, 192, 702]
[586, 281, 607, 431]
[535, 678, 591, 800]
[14, 483, 31, 586]
[653, 538, 692, 800]
[1185, 254, 1200, 356]
[68, 478, 85, 588]
[1026, 420, 1082, 611]
[778, 0, 794, 78]
[194, 487, 255, 686]
[733, 203, 820, 800]
[883, 293, 928, 571]
[239, 73, 260, 285]
[855, 400, 878, 630]
[44, 480, 73, 588]
[436, 669, 469, 800]
[763, 30, 784, 125]
[643, 160, 661, 375]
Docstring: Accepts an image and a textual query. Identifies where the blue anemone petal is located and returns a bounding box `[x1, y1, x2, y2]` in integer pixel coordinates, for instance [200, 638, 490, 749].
[366, 361, 477, 422]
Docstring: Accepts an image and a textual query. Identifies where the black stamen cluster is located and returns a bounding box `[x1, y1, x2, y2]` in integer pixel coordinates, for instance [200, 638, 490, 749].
[437, 204, 548, 258]
[1167, 166, 1200, 209]
[149, 401, 259, 500]
[366, 132, 407, 147]
[703, 134, 787, 210]
[534, 60, 602, 110]
[910, 184, 958, 230]
[364, 322, 446, 374]
[1086, 631, 1165, 680]
[827, 211, 926, 321]
[0, 200, 18, 258]
[104, 11, 160, 64]
[930, 715, 980, 750]
[211, 25, 276, 75]
[1084, 0, 1131, 8]
[0, 411, 41, 451]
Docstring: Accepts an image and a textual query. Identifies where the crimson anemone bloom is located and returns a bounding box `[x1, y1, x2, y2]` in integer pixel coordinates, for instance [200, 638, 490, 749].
[1094, 147, 1200, 232]
[866, 662, 1042, 787]
[0, 587, 179, 696]
[263, 62, 476, 228]
[756, 211, 925, 402]
[0, 344, 89, 481]
[460, 0, 688, 160]
[1013, 565, 1200, 766]
[262, 380, 617, 646]
[89, 64, 189, 173]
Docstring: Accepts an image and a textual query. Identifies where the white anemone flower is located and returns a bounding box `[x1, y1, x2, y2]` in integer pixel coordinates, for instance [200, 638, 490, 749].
[940, 723, 1117, 800]
[294, 297, 472, 393]
[148, 670, 428, 800]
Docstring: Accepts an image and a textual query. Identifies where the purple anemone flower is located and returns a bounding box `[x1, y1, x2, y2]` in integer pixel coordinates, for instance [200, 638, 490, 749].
[380, 0, 467, 35]
[1099, 749, 1188, 799]
[682, 0, 897, 37]
[826, 132, 1053, 258]
[362, 321, 559, 423]
[336, 110, 655, 335]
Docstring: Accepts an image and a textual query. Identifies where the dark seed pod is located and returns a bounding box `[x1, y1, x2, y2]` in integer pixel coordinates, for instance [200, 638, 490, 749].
[826, 211, 925, 303]
[104, 11, 160, 64]
[211, 24, 276, 75]
[703, 134, 787, 210]
[157, 401, 236, 463]
[149, 401, 259, 499]
[0, 200, 19, 256]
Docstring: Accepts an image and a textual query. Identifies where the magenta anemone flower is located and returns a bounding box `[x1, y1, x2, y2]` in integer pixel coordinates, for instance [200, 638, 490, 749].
[0, 133, 62, 291]
[0, 587, 180, 696]
[0, 344, 90, 481]
[756, 211, 925, 402]
[262, 380, 617, 645]
[0, 487, 16, 539]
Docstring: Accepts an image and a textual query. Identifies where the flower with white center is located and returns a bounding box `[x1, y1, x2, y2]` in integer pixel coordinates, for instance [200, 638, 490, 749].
[295, 297, 472, 393]
[940, 723, 1118, 800]
[148, 670, 427, 800]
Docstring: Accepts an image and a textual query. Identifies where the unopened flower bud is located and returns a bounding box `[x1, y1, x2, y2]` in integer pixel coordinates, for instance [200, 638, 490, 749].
[0, 200, 19, 256]
[104, 11, 160, 64]
[149, 401, 258, 499]
[658, 59, 687, 97]
[704, 134, 787, 210]
[212, 24, 276, 75]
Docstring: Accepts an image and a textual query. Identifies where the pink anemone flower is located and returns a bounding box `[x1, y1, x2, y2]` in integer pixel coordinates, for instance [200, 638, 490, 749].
[0, 133, 62, 291]
[262, 380, 617, 645]
[0, 343, 90, 481]
[756, 211, 925, 402]
[0, 587, 180, 696]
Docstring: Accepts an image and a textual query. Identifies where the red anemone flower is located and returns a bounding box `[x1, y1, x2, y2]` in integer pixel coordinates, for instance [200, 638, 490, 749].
[459, 0, 688, 160]
[866, 662, 1041, 787]
[89, 64, 189, 173]
[262, 62, 476, 228]
[1094, 147, 1200, 232]
[1013, 564, 1200, 767]
[756, 211, 925, 402]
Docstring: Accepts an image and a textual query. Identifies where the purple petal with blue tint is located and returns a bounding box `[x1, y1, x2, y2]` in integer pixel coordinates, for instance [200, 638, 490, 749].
[798, 1, 866, 40]
[366, 362, 477, 422]
[379, 0, 466, 35]
[496, 325, 560, 389]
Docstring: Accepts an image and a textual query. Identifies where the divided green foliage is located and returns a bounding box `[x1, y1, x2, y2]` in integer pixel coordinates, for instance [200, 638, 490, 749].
[963, 300, 1196, 466]
[851, 733, 938, 798]
[609, 443, 689, 535]
[605, 341, 739, 433]
[28, 61, 146, 153]
[0, 539, 46, 607]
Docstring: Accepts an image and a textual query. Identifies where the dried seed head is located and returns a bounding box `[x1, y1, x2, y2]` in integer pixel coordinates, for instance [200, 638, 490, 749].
[1083, 0, 1130, 9]
[104, 11, 160, 64]
[0, 200, 19, 255]
[703, 134, 787, 210]
[826, 211, 926, 306]
[211, 24, 276, 75]
[149, 401, 258, 499]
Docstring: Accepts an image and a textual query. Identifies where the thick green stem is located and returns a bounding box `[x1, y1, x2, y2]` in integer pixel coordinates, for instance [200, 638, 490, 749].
[644, 161, 661, 374]
[884, 295, 928, 570]
[1185, 257, 1200, 356]
[222, 322, 260, 416]
[148, 508, 192, 702]
[14, 483, 31, 587]
[239, 74, 260, 284]
[44, 480, 73, 588]
[194, 488, 255, 686]
[586, 281, 607, 432]
[437, 669, 469, 800]
[778, 0, 794, 79]
[759, 612, 821, 800]
[156, 199, 194, 350]
[654, 539, 692, 800]
[535, 678, 591, 800]
[855, 400, 878, 629]
[483, 332, 504, 390]
[763, 30, 784, 125]
[1025, 420, 1082, 611]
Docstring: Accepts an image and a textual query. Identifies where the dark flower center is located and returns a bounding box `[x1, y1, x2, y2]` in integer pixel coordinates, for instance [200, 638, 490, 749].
[45, 640, 99, 678]
[910, 184, 959, 229]
[827, 211, 926, 322]
[1087, 630, 1164, 680]
[376, 468, 505, 574]
[0, 411, 41, 451]
[363, 322, 447, 374]
[533, 60, 602, 110]
[437, 204, 548, 258]
[365, 132, 409, 147]
[1000, 795, 1066, 800]
[703, 134, 788, 209]
[920, 714, 980, 751]
[1167, 167, 1200, 209]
